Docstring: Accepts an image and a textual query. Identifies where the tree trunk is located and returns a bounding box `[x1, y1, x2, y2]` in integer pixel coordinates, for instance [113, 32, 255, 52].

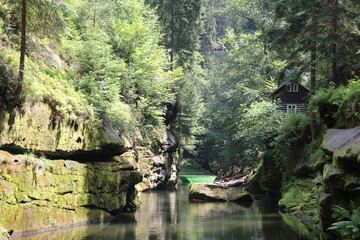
[331, 0, 340, 85]
[93, 9, 96, 27]
[15, 0, 27, 104]
[310, 13, 318, 140]
[262, 31, 271, 81]
[170, 4, 175, 70]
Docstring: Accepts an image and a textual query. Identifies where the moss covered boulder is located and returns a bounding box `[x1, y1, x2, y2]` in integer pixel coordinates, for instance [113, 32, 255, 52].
[278, 179, 321, 225]
[189, 183, 254, 202]
[0, 150, 142, 237]
[321, 128, 360, 170]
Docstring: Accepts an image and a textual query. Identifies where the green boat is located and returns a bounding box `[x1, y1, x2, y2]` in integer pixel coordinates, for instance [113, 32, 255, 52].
[178, 175, 217, 183]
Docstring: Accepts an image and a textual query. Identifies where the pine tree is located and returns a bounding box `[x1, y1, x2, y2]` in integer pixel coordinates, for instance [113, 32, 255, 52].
[146, 0, 202, 68]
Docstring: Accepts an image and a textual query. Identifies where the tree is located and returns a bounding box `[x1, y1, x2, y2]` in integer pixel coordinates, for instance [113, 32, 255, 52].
[14, 0, 26, 104]
[9, 0, 64, 104]
[273, 0, 324, 138]
[146, 0, 202, 68]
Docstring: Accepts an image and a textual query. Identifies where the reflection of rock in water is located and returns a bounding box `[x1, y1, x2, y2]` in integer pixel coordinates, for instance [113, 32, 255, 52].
[111, 213, 137, 224]
[189, 202, 250, 218]
[16, 224, 108, 240]
[135, 190, 178, 240]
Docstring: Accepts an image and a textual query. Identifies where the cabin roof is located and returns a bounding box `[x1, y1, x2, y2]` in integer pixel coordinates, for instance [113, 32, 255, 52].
[270, 80, 309, 98]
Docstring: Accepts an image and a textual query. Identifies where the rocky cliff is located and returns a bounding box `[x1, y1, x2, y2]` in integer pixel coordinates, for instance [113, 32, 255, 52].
[0, 102, 179, 239]
[0, 102, 132, 158]
[135, 130, 179, 192]
[278, 127, 360, 239]
[0, 150, 142, 238]
[319, 128, 360, 238]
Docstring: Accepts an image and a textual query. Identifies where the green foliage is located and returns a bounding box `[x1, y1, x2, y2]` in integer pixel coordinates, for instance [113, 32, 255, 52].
[271, 114, 311, 169]
[24, 152, 37, 166]
[236, 101, 284, 146]
[328, 204, 360, 239]
[310, 79, 360, 128]
[180, 159, 209, 175]
[197, 3, 285, 173]
[176, 58, 207, 148]
[0, 0, 181, 137]
[273, 0, 360, 86]
[148, 0, 203, 67]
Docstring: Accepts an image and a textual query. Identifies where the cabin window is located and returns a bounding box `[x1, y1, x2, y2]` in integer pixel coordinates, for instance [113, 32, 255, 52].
[287, 104, 298, 113]
[293, 84, 298, 92]
[287, 84, 299, 92]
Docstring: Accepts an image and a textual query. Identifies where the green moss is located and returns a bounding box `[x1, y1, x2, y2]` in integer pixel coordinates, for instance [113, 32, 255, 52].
[279, 179, 321, 224]
[0, 150, 142, 235]
[0, 102, 132, 158]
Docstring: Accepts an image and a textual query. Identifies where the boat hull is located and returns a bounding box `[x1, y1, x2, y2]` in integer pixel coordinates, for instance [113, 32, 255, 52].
[179, 175, 216, 183]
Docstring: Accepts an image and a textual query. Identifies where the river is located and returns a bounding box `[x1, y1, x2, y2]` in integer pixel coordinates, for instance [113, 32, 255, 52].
[16, 183, 315, 240]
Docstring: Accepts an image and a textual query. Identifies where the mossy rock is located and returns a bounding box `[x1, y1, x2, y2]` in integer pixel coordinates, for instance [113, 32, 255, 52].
[319, 193, 347, 231]
[0, 227, 11, 240]
[0, 150, 142, 236]
[0, 102, 132, 158]
[189, 183, 254, 202]
[323, 164, 345, 193]
[343, 172, 360, 192]
[321, 128, 360, 170]
[311, 149, 331, 173]
[279, 179, 320, 224]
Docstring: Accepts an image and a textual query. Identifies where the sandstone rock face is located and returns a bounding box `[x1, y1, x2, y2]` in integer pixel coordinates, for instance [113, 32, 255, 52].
[320, 128, 360, 232]
[0, 150, 142, 236]
[189, 183, 254, 202]
[0, 102, 132, 158]
[0, 102, 180, 237]
[135, 137, 179, 192]
[322, 128, 360, 170]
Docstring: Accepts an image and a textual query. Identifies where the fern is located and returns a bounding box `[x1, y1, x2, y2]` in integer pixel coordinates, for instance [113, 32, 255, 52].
[328, 204, 360, 239]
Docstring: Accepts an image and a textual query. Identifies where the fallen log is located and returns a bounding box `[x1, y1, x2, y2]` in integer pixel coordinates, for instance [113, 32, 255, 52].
[215, 173, 250, 187]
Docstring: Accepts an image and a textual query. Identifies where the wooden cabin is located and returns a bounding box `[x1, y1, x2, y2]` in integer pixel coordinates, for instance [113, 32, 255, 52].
[270, 81, 310, 114]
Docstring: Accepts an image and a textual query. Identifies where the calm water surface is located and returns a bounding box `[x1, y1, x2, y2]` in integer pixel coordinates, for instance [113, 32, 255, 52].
[18, 184, 315, 240]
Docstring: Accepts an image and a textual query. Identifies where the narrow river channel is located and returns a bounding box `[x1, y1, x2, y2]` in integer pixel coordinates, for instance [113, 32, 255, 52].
[17, 183, 314, 240]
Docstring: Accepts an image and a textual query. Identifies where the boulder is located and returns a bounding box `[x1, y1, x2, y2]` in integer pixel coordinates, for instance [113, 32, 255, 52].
[323, 164, 345, 193]
[189, 183, 254, 202]
[321, 128, 360, 170]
